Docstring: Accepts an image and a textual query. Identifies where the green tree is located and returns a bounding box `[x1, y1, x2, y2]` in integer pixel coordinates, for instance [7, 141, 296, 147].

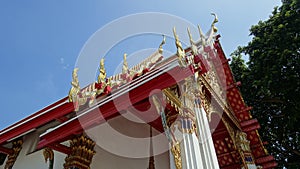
[230, 0, 300, 168]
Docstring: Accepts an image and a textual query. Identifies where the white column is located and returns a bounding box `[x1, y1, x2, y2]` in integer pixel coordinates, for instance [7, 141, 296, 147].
[180, 117, 204, 169]
[194, 104, 220, 168]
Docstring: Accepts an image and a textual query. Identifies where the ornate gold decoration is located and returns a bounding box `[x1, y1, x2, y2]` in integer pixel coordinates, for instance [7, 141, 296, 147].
[198, 81, 212, 121]
[235, 131, 251, 152]
[198, 74, 241, 129]
[4, 139, 23, 169]
[211, 13, 218, 33]
[235, 131, 256, 166]
[43, 147, 54, 169]
[197, 25, 206, 47]
[187, 27, 199, 56]
[173, 27, 186, 67]
[163, 88, 182, 112]
[68, 68, 81, 103]
[203, 70, 224, 98]
[64, 135, 96, 169]
[158, 35, 166, 54]
[43, 147, 54, 162]
[122, 53, 129, 74]
[171, 142, 182, 169]
[97, 58, 106, 84]
[222, 118, 236, 148]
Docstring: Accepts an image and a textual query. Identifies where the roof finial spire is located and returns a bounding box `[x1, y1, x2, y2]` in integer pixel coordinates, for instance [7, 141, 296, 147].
[173, 27, 186, 67]
[158, 35, 166, 54]
[197, 24, 206, 46]
[98, 58, 106, 84]
[211, 13, 218, 33]
[187, 27, 199, 55]
[122, 53, 129, 74]
[68, 68, 80, 102]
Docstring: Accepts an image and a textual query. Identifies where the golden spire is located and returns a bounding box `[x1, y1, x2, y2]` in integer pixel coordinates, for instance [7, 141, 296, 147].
[211, 13, 218, 33]
[197, 25, 206, 46]
[158, 35, 166, 54]
[97, 58, 106, 84]
[173, 27, 186, 67]
[187, 27, 199, 55]
[122, 53, 128, 74]
[68, 68, 80, 102]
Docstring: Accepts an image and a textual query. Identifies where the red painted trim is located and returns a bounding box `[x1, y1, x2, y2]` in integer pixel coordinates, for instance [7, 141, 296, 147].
[0, 97, 68, 133]
[0, 102, 74, 144]
[48, 143, 71, 155]
[221, 163, 240, 169]
[38, 65, 193, 149]
[0, 146, 13, 155]
[255, 155, 275, 164]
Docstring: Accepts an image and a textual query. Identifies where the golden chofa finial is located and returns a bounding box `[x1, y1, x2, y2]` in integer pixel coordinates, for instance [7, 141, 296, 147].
[122, 53, 128, 74]
[211, 13, 218, 33]
[187, 27, 199, 55]
[173, 27, 186, 67]
[97, 58, 107, 84]
[158, 35, 166, 54]
[197, 25, 206, 46]
[68, 68, 80, 102]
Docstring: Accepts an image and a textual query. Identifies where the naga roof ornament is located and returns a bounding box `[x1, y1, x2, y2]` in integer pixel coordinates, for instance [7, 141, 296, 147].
[173, 27, 186, 67]
[158, 35, 166, 54]
[98, 58, 107, 84]
[68, 68, 80, 102]
[211, 13, 218, 33]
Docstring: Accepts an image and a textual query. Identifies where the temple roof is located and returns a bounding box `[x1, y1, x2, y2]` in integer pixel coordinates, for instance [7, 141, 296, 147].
[0, 24, 276, 169]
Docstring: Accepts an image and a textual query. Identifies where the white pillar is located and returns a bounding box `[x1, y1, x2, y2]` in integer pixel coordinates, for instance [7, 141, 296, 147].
[179, 116, 204, 169]
[194, 102, 220, 169]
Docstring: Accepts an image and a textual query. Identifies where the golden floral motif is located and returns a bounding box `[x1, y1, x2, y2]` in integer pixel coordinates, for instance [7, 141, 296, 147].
[64, 135, 96, 169]
[171, 142, 182, 169]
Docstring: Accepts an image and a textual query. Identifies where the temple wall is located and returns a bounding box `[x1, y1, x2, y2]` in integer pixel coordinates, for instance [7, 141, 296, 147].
[0, 136, 66, 169]
[1, 111, 170, 169]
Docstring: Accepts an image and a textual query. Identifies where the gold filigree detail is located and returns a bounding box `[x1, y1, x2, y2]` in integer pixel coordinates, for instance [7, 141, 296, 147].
[198, 74, 241, 129]
[122, 53, 129, 74]
[64, 135, 96, 169]
[203, 70, 223, 97]
[222, 118, 236, 148]
[5, 140, 23, 169]
[97, 58, 106, 84]
[171, 142, 182, 169]
[68, 68, 80, 103]
[43, 147, 54, 162]
[198, 81, 212, 121]
[173, 27, 186, 67]
[235, 131, 251, 152]
[163, 88, 182, 112]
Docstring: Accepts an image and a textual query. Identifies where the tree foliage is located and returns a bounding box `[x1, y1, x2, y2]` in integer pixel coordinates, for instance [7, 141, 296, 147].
[230, 0, 300, 168]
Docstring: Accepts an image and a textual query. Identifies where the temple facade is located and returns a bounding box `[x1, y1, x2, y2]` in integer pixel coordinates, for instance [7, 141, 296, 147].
[0, 16, 277, 169]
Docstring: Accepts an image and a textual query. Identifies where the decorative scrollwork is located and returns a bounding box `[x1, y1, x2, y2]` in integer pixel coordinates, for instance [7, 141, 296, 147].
[4, 140, 23, 169]
[64, 135, 96, 169]
[171, 142, 182, 169]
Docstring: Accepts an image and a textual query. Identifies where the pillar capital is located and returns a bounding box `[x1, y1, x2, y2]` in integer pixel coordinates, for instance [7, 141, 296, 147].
[64, 135, 96, 169]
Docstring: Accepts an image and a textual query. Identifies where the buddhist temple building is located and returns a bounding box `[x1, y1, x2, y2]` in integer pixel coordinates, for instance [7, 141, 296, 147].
[0, 15, 277, 169]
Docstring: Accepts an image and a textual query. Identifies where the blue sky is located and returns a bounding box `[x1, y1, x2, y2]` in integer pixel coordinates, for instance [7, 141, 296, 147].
[0, 0, 281, 129]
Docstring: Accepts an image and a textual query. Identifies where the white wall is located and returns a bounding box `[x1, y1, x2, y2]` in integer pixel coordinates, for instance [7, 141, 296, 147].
[1, 111, 171, 169]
